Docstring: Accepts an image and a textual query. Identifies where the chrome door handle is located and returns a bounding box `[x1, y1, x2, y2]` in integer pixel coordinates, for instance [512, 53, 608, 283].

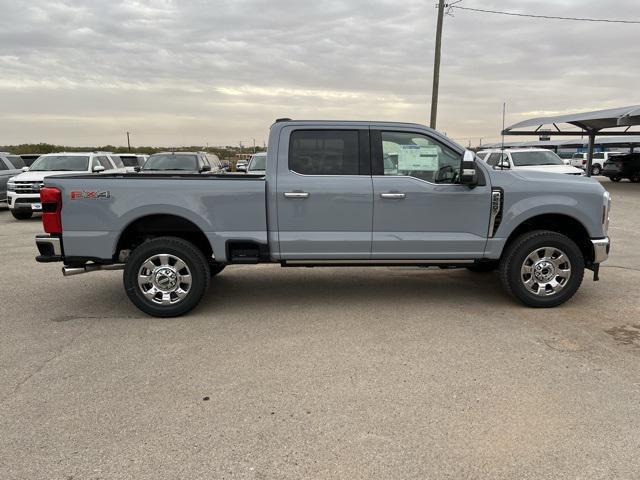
[380, 193, 406, 199]
[284, 192, 310, 199]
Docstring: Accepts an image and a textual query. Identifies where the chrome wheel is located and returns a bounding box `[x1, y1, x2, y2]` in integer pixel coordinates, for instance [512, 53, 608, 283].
[520, 247, 571, 297]
[137, 254, 192, 305]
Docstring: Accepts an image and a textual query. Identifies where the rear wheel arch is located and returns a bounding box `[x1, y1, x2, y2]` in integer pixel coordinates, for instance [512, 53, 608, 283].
[115, 214, 214, 263]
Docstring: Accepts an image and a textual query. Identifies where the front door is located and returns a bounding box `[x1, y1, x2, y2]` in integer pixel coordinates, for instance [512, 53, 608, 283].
[276, 127, 373, 260]
[371, 129, 491, 259]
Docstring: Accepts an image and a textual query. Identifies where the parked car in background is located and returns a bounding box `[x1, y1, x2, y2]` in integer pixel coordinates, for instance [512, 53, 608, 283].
[7, 152, 123, 220]
[140, 152, 224, 174]
[19, 154, 41, 167]
[35, 120, 610, 317]
[246, 152, 267, 175]
[570, 151, 624, 175]
[117, 153, 148, 172]
[236, 159, 248, 172]
[601, 153, 640, 182]
[479, 148, 584, 175]
[1, 153, 26, 205]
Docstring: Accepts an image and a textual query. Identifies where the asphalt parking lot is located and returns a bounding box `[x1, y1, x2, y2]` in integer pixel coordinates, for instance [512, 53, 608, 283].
[1, 179, 639, 479]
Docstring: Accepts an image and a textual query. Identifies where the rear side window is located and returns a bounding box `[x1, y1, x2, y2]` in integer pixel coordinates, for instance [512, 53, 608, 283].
[0, 158, 8, 170]
[289, 130, 359, 175]
[6, 155, 25, 168]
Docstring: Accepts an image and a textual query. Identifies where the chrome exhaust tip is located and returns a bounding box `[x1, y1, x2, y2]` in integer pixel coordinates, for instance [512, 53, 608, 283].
[62, 264, 125, 277]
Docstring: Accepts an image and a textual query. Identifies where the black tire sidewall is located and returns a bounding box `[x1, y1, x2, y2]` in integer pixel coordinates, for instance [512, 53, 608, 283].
[500, 231, 585, 308]
[11, 210, 33, 220]
[123, 237, 210, 317]
[591, 165, 601, 176]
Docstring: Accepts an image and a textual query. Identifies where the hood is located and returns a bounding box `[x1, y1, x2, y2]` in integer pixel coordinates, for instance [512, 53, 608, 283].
[10, 170, 87, 182]
[514, 164, 584, 175]
[507, 168, 601, 187]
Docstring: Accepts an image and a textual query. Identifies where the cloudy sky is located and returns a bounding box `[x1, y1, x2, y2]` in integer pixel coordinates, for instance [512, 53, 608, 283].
[0, 0, 639, 147]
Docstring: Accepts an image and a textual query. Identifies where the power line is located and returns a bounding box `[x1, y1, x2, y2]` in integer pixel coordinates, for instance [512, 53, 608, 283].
[451, 5, 640, 24]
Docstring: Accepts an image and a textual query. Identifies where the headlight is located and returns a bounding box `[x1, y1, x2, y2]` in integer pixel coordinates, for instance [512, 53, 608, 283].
[7, 178, 16, 191]
[602, 191, 611, 233]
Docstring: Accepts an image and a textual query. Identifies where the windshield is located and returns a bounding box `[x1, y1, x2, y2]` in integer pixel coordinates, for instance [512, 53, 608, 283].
[29, 155, 89, 171]
[248, 155, 266, 171]
[142, 154, 198, 171]
[120, 155, 142, 167]
[511, 151, 564, 167]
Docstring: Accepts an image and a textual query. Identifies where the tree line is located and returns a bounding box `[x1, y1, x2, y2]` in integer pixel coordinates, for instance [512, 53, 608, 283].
[0, 143, 266, 159]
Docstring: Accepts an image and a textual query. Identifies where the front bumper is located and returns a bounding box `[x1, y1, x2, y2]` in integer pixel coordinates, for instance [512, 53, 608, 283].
[591, 237, 610, 264]
[35, 234, 63, 263]
[8, 192, 40, 210]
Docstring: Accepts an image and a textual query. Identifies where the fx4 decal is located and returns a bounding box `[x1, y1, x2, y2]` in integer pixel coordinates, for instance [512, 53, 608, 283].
[70, 190, 111, 200]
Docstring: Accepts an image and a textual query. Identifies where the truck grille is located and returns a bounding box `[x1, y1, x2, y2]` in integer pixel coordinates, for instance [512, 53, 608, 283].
[12, 182, 43, 194]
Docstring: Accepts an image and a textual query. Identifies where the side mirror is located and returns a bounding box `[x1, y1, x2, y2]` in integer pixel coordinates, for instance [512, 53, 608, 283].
[22, 166, 29, 172]
[93, 165, 105, 173]
[133, 166, 141, 172]
[200, 164, 212, 173]
[494, 160, 510, 170]
[460, 150, 478, 187]
[237, 165, 246, 172]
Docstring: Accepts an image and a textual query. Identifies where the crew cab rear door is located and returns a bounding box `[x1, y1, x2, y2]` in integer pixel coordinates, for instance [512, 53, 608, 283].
[370, 127, 491, 259]
[275, 125, 373, 260]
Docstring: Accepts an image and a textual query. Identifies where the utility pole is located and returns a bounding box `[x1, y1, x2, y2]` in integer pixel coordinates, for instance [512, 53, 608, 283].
[126, 132, 131, 152]
[252, 138, 256, 153]
[430, 0, 446, 129]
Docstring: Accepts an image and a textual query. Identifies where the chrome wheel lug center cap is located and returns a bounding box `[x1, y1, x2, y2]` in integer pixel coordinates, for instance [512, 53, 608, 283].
[154, 267, 178, 291]
[533, 260, 555, 282]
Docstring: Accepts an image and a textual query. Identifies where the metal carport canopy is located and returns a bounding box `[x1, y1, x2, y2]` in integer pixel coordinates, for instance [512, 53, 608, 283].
[502, 105, 640, 176]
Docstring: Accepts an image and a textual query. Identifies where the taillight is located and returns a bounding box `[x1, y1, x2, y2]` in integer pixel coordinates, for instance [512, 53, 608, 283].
[582, 160, 587, 165]
[40, 187, 62, 234]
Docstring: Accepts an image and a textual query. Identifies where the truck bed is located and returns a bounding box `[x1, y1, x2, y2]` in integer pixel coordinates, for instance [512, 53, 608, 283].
[44, 173, 267, 263]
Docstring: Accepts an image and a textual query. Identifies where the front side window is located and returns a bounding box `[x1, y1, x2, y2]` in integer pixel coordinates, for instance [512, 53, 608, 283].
[6, 155, 25, 169]
[30, 155, 89, 172]
[486, 152, 508, 167]
[380, 131, 461, 183]
[119, 155, 140, 167]
[511, 151, 564, 167]
[289, 130, 359, 175]
[109, 155, 124, 168]
[248, 154, 266, 171]
[0, 158, 8, 170]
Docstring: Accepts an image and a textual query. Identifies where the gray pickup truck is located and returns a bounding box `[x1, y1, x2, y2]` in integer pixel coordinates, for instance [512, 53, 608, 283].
[35, 120, 611, 317]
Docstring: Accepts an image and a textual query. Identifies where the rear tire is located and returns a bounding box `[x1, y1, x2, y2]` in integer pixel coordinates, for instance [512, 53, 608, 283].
[499, 230, 584, 308]
[610, 176, 621, 182]
[11, 209, 33, 220]
[591, 165, 601, 176]
[123, 236, 210, 317]
[631, 174, 640, 183]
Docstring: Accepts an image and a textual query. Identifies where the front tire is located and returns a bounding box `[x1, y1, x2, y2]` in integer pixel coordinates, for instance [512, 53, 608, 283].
[631, 174, 640, 183]
[499, 230, 584, 308]
[11, 209, 33, 220]
[123, 237, 210, 317]
[591, 165, 601, 176]
[610, 176, 621, 182]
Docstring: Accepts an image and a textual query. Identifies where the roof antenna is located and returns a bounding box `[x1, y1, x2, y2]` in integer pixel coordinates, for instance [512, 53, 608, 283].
[501, 101, 506, 169]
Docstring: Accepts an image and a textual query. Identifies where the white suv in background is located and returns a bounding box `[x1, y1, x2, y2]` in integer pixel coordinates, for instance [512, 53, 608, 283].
[569, 152, 624, 175]
[478, 148, 584, 176]
[7, 152, 124, 220]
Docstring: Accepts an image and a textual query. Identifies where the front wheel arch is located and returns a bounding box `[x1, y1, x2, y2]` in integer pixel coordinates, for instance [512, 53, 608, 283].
[501, 213, 594, 266]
